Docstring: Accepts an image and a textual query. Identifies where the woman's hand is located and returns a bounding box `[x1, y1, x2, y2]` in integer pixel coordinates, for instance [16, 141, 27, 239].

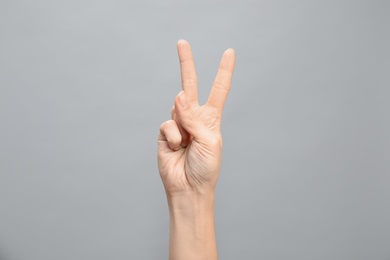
[158, 40, 236, 198]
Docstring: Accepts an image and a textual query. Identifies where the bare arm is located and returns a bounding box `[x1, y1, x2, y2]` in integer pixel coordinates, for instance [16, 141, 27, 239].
[157, 40, 236, 260]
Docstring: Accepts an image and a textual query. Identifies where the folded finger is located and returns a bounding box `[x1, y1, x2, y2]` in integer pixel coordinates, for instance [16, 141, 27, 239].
[159, 120, 182, 151]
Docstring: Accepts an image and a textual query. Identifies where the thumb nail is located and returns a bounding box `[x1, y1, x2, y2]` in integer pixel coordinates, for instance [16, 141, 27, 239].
[178, 91, 188, 108]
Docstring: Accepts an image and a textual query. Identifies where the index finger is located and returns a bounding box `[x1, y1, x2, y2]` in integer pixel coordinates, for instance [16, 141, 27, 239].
[177, 40, 199, 106]
[206, 48, 236, 115]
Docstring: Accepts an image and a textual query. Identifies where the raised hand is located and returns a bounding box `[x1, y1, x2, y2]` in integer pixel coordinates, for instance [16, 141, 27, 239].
[158, 40, 236, 198]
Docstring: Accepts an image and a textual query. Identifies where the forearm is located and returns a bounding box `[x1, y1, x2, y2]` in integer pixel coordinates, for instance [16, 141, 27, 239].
[167, 192, 218, 260]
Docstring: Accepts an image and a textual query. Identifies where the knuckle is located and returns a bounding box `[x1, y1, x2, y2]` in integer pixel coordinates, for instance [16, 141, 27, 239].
[159, 122, 166, 132]
[165, 120, 177, 130]
[213, 81, 229, 93]
[160, 120, 174, 132]
[182, 78, 198, 86]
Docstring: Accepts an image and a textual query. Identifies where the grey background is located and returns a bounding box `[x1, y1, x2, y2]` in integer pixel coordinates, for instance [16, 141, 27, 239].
[0, 0, 389, 259]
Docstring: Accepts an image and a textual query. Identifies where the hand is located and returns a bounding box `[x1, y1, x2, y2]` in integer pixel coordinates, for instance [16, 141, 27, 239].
[158, 40, 236, 198]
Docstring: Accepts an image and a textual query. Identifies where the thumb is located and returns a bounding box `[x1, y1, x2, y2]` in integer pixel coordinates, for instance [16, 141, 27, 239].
[174, 91, 206, 139]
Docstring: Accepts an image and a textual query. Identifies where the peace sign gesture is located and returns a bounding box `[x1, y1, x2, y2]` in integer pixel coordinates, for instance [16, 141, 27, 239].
[158, 40, 236, 198]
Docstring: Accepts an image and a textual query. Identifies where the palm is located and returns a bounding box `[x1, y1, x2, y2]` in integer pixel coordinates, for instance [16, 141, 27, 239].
[158, 106, 222, 193]
[158, 40, 235, 196]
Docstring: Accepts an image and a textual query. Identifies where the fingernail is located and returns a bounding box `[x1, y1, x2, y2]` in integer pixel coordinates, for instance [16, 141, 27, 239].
[178, 91, 188, 108]
[225, 48, 235, 54]
[177, 39, 186, 44]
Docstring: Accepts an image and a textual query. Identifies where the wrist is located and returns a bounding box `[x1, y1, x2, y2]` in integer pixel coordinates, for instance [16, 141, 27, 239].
[167, 190, 215, 216]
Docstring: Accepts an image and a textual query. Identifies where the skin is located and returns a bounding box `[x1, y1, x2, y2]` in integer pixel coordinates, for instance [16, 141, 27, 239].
[158, 40, 236, 260]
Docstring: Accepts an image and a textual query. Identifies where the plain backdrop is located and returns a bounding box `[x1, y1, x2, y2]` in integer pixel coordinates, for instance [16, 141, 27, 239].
[0, 0, 389, 259]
